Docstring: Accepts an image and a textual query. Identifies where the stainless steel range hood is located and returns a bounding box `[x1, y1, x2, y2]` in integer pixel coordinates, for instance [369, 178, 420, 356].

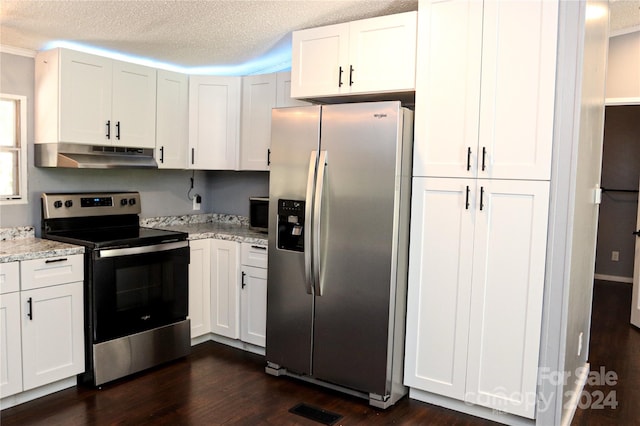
[35, 143, 158, 169]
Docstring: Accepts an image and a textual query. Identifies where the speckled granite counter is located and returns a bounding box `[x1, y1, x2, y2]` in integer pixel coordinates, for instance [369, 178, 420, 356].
[0, 238, 85, 263]
[0, 213, 264, 263]
[141, 214, 268, 245]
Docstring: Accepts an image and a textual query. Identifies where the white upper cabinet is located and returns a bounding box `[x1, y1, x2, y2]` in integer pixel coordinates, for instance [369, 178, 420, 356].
[291, 11, 417, 99]
[291, 23, 349, 98]
[189, 75, 241, 170]
[239, 73, 277, 171]
[413, 0, 557, 180]
[111, 60, 157, 148]
[156, 70, 189, 169]
[275, 71, 310, 107]
[35, 48, 157, 148]
[37, 49, 112, 145]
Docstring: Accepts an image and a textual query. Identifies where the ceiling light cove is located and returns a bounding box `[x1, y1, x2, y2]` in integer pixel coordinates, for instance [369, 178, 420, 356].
[42, 40, 292, 76]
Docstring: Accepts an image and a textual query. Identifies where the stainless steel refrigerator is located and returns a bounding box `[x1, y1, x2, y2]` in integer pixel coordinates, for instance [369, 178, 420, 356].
[265, 101, 413, 408]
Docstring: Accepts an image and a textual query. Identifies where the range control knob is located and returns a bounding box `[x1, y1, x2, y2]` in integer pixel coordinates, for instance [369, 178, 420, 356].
[128, 198, 136, 206]
[53, 200, 63, 208]
[120, 199, 128, 206]
[64, 200, 73, 208]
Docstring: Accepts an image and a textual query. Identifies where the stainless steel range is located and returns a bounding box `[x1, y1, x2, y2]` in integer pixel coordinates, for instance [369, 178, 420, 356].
[41, 192, 190, 386]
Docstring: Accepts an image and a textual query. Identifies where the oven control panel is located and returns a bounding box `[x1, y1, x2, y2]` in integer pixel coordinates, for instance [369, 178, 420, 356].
[42, 192, 141, 219]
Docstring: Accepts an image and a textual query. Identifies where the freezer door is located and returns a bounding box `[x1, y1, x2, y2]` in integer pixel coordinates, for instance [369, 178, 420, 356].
[312, 102, 406, 395]
[266, 106, 321, 376]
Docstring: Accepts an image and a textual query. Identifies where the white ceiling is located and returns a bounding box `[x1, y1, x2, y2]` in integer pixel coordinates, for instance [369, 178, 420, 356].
[0, 0, 419, 74]
[0, 0, 638, 75]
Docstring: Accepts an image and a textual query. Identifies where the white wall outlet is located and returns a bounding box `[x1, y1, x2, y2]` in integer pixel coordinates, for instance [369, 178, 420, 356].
[193, 194, 201, 211]
[611, 250, 620, 261]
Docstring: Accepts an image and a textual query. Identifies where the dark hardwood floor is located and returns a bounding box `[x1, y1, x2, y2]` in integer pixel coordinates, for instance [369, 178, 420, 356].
[571, 280, 640, 425]
[2, 280, 637, 425]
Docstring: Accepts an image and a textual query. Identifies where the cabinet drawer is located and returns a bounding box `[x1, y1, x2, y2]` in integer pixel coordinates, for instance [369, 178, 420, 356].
[20, 254, 84, 291]
[0, 262, 20, 294]
[241, 243, 268, 269]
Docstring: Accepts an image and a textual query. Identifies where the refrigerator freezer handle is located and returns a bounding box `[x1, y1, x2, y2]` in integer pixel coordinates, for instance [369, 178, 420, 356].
[313, 150, 328, 296]
[304, 151, 318, 294]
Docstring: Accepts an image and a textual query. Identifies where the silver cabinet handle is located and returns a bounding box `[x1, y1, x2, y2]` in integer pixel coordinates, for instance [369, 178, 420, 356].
[312, 150, 327, 296]
[304, 151, 318, 295]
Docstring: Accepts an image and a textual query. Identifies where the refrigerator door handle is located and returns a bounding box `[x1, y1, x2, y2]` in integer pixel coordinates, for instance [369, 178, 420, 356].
[313, 150, 328, 296]
[304, 150, 318, 294]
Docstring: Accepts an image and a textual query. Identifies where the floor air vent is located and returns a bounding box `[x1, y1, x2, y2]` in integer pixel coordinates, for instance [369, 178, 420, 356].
[289, 403, 343, 425]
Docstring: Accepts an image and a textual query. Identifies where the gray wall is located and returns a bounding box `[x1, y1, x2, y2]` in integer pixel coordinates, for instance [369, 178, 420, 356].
[0, 51, 269, 233]
[595, 105, 640, 279]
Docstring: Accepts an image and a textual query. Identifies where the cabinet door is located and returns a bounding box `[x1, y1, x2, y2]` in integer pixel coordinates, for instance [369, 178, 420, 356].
[276, 71, 310, 107]
[210, 240, 240, 338]
[59, 49, 112, 144]
[348, 11, 417, 95]
[0, 292, 23, 398]
[412, 0, 482, 178]
[477, 1, 557, 180]
[189, 239, 211, 338]
[290, 23, 349, 98]
[0, 261, 19, 294]
[240, 74, 277, 171]
[404, 177, 475, 400]
[156, 70, 189, 169]
[21, 282, 84, 391]
[465, 180, 550, 418]
[240, 265, 267, 347]
[112, 60, 157, 148]
[189, 75, 241, 170]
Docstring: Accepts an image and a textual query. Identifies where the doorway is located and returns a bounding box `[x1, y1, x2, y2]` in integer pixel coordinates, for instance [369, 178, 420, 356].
[594, 105, 640, 287]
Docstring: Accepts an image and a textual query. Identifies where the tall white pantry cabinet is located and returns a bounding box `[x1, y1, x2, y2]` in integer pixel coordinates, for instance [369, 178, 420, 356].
[405, 0, 558, 420]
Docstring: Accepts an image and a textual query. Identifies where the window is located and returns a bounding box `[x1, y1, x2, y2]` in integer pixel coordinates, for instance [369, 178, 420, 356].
[0, 94, 27, 204]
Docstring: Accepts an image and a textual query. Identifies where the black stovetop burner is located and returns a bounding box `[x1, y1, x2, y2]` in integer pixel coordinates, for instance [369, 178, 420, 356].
[44, 226, 187, 249]
[41, 192, 187, 250]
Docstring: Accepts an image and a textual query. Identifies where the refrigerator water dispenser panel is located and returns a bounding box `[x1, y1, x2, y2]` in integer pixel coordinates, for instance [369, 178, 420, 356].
[277, 199, 305, 252]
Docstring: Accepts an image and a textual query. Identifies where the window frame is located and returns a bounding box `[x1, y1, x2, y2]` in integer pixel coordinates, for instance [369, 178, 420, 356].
[0, 93, 28, 205]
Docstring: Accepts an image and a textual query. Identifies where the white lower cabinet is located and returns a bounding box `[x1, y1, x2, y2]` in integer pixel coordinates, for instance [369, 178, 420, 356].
[240, 243, 268, 347]
[1, 287, 23, 398]
[404, 177, 549, 419]
[188, 239, 211, 338]
[210, 239, 240, 339]
[20, 282, 84, 391]
[1, 255, 84, 402]
[189, 239, 268, 351]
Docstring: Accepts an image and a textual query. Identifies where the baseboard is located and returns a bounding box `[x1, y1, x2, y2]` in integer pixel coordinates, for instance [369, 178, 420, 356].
[594, 274, 633, 284]
[191, 333, 265, 356]
[561, 362, 589, 426]
[0, 377, 77, 410]
[408, 388, 534, 426]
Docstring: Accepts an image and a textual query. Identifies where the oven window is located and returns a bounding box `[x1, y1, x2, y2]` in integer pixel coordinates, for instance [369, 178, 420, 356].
[92, 247, 189, 343]
[116, 264, 163, 312]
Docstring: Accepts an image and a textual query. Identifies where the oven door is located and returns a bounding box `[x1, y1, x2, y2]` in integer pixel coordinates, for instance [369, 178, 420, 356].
[91, 241, 189, 343]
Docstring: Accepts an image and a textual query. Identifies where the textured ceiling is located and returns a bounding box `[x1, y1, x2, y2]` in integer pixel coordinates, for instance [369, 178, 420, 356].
[0, 0, 418, 73]
[0, 0, 638, 75]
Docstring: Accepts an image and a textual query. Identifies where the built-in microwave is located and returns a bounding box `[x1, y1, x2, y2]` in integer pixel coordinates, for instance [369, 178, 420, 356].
[249, 197, 269, 233]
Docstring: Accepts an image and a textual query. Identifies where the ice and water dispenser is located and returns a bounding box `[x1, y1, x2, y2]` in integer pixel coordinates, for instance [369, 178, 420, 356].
[277, 199, 305, 252]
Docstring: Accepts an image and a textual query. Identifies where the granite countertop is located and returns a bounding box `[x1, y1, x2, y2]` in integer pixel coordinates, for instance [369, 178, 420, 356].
[0, 238, 85, 263]
[154, 222, 268, 245]
[0, 214, 266, 264]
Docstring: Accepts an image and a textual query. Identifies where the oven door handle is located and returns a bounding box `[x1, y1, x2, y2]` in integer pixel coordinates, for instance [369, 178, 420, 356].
[96, 241, 189, 258]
